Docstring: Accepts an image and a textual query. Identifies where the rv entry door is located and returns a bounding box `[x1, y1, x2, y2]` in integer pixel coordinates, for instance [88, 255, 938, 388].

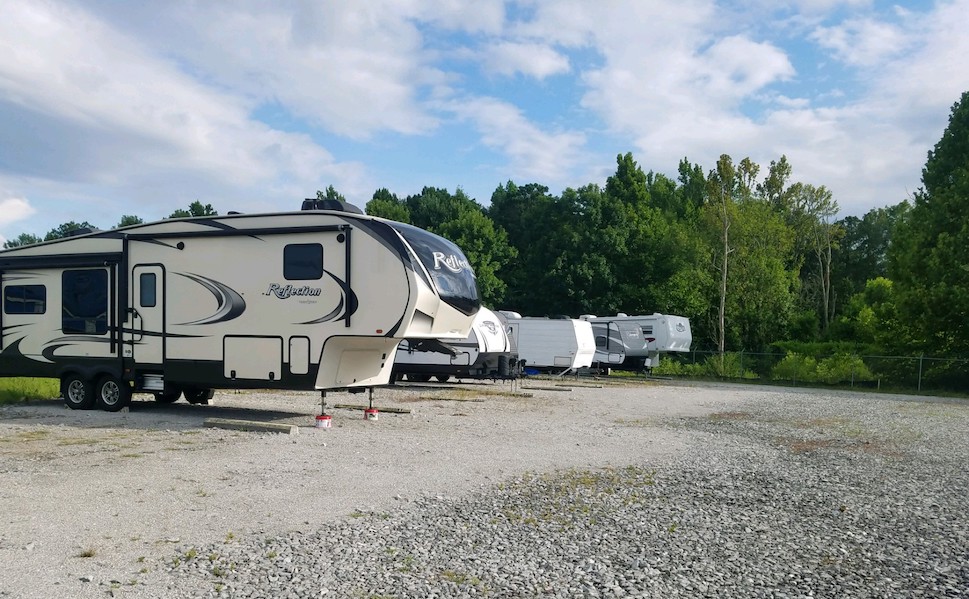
[129, 265, 165, 366]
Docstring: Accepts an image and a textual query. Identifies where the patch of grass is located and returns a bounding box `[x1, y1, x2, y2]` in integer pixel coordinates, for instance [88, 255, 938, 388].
[57, 438, 101, 446]
[0, 377, 60, 405]
[1, 429, 53, 442]
[77, 547, 97, 558]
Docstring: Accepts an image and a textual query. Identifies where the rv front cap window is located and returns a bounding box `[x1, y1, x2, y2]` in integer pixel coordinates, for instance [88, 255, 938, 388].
[284, 243, 324, 280]
[392, 222, 480, 316]
[4, 284, 47, 314]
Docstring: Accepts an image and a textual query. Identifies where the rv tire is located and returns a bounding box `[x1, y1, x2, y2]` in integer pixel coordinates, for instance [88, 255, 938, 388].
[407, 374, 431, 383]
[154, 390, 182, 404]
[95, 375, 132, 412]
[62, 374, 95, 410]
[435, 375, 450, 383]
[184, 388, 214, 405]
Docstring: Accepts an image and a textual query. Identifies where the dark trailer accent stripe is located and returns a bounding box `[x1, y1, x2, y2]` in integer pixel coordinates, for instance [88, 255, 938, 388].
[124, 224, 348, 240]
[0, 252, 122, 270]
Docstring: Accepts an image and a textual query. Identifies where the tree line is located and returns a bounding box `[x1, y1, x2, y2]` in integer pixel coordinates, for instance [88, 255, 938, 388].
[5, 92, 968, 387]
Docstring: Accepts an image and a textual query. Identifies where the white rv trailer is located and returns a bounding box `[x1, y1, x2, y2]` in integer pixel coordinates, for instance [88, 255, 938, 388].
[499, 313, 595, 373]
[580, 313, 692, 371]
[0, 201, 480, 411]
[392, 306, 519, 382]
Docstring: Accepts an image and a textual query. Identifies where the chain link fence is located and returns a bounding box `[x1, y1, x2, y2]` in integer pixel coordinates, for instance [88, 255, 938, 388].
[657, 350, 969, 395]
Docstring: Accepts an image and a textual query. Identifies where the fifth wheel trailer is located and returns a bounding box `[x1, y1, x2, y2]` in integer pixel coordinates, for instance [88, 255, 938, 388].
[0, 202, 480, 411]
[580, 313, 692, 371]
[392, 306, 519, 382]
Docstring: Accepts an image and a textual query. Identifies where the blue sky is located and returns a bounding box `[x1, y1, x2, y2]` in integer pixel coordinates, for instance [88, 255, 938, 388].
[2, 0, 967, 245]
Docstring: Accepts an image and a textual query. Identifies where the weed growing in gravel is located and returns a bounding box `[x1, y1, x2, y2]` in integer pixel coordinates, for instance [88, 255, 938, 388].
[184, 548, 198, 560]
[76, 547, 97, 558]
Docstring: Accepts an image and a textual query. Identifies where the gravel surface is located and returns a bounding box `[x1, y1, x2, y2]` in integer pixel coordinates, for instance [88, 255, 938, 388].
[1, 378, 967, 598]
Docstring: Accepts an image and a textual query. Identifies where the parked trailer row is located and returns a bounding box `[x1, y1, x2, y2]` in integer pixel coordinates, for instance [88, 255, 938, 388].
[392, 307, 520, 382]
[0, 200, 480, 411]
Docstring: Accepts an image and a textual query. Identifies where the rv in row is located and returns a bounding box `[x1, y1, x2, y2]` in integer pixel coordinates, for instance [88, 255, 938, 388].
[0, 200, 480, 411]
[393, 307, 519, 382]
[580, 313, 692, 372]
[499, 313, 596, 374]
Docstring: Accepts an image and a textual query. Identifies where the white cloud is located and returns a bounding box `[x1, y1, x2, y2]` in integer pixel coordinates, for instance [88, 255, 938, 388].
[0, 1, 373, 229]
[447, 96, 588, 186]
[811, 18, 910, 67]
[480, 42, 571, 79]
[0, 196, 35, 229]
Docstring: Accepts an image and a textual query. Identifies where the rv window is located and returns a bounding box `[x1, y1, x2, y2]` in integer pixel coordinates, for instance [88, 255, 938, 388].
[284, 244, 324, 280]
[595, 335, 608, 349]
[3, 285, 46, 315]
[62, 269, 108, 335]
[642, 326, 653, 335]
[140, 273, 157, 307]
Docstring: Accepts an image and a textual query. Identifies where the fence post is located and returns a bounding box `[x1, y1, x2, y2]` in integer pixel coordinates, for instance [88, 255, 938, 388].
[918, 354, 924, 393]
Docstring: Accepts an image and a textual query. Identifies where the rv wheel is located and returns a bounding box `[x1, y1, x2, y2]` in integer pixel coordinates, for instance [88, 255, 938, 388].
[435, 375, 450, 383]
[62, 374, 95, 410]
[95, 375, 132, 412]
[184, 388, 214, 405]
[154, 390, 181, 404]
[407, 374, 431, 382]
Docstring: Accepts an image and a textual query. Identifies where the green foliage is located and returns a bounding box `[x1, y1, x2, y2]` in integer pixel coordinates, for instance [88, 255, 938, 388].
[2, 232, 43, 249]
[815, 354, 875, 384]
[770, 353, 818, 382]
[653, 353, 756, 379]
[45, 221, 98, 240]
[365, 188, 410, 222]
[116, 215, 144, 228]
[168, 201, 218, 218]
[0, 378, 60, 404]
[770, 352, 874, 384]
[890, 91, 969, 357]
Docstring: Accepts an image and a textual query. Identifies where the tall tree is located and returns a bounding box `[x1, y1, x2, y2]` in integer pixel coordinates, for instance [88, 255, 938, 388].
[833, 202, 909, 300]
[44, 221, 98, 241]
[116, 215, 144, 228]
[2, 232, 43, 249]
[365, 188, 410, 222]
[168, 201, 218, 218]
[890, 91, 969, 357]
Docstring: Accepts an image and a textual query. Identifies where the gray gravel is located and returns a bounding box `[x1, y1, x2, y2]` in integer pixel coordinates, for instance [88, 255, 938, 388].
[2, 380, 967, 598]
[160, 385, 969, 598]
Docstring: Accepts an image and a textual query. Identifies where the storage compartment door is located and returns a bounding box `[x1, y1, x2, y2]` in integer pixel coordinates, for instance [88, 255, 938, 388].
[224, 336, 282, 380]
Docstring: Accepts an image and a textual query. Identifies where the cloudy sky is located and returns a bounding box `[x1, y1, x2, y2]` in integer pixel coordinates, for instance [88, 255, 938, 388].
[1, 0, 967, 245]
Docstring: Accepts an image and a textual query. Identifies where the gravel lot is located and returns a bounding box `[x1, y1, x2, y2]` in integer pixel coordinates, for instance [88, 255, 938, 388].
[1, 378, 966, 598]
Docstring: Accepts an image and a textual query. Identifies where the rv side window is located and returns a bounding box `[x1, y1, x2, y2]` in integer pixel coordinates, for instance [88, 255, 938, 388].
[62, 269, 108, 335]
[284, 244, 324, 280]
[595, 335, 608, 349]
[642, 325, 653, 335]
[4, 285, 47, 314]
[140, 273, 157, 307]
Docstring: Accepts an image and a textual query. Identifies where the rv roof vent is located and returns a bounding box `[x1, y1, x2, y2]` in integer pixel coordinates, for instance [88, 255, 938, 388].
[616, 312, 628, 317]
[498, 310, 522, 319]
[301, 198, 364, 214]
[579, 314, 596, 320]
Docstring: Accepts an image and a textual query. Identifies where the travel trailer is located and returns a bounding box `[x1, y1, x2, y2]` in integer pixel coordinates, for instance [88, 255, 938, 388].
[392, 306, 519, 382]
[0, 201, 480, 411]
[586, 319, 644, 373]
[499, 313, 595, 374]
[580, 313, 692, 371]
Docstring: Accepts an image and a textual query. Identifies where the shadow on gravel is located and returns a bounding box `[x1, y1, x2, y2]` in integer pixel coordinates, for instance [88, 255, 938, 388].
[2, 396, 312, 432]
